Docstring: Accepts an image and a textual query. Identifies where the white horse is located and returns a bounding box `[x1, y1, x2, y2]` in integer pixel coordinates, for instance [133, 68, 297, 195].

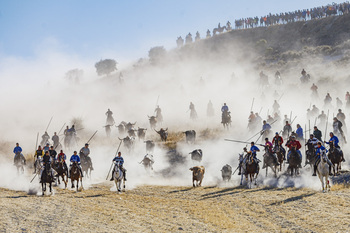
[113, 163, 125, 192]
[317, 152, 330, 192]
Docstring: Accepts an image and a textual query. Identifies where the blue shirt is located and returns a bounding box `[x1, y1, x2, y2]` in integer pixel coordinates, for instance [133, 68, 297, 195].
[13, 146, 22, 154]
[221, 105, 229, 112]
[326, 135, 339, 147]
[296, 127, 303, 139]
[113, 156, 124, 166]
[70, 154, 81, 163]
[262, 123, 271, 131]
[316, 146, 327, 158]
[250, 145, 260, 155]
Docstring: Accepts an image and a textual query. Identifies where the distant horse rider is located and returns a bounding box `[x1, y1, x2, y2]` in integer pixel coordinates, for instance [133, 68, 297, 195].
[40, 131, 50, 147]
[13, 143, 25, 165]
[221, 103, 229, 123]
[110, 152, 127, 181]
[286, 136, 302, 168]
[79, 143, 94, 170]
[40, 151, 54, 182]
[106, 108, 115, 125]
[52, 132, 59, 149]
[324, 132, 345, 162]
[272, 132, 286, 160]
[68, 151, 83, 178]
[34, 145, 44, 174]
[263, 138, 279, 168]
[57, 149, 68, 173]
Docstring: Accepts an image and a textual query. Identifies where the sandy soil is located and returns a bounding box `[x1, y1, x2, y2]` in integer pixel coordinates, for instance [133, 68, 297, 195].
[1, 181, 350, 233]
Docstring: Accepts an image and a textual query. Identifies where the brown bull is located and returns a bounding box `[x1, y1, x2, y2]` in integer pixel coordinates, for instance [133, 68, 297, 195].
[189, 166, 205, 187]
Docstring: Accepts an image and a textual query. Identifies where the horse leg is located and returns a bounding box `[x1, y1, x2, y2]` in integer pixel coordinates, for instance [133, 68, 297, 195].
[71, 178, 74, 188]
[266, 166, 268, 177]
[42, 183, 45, 195]
[49, 182, 52, 194]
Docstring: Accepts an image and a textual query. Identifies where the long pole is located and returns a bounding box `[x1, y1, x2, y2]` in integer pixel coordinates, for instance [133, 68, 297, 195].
[86, 130, 98, 144]
[30, 133, 39, 183]
[324, 109, 330, 142]
[45, 116, 54, 132]
[106, 140, 123, 180]
[246, 119, 277, 142]
[250, 98, 255, 112]
[58, 123, 66, 135]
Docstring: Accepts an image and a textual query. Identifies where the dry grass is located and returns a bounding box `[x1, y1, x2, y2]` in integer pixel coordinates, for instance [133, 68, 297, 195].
[1, 184, 350, 232]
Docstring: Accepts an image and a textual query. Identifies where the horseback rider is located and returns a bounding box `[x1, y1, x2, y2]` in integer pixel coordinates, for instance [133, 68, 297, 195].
[57, 149, 68, 173]
[296, 124, 304, 140]
[325, 132, 345, 162]
[286, 136, 302, 168]
[79, 143, 94, 170]
[318, 111, 327, 126]
[250, 142, 260, 161]
[272, 132, 286, 159]
[68, 151, 83, 178]
[52, 132, 59, 149]
[262, 138, 279, 168]
[155, 105, 163, 121]
[13, 143, 25, 165]
[189, 102, 197, 119]
[332, 117, 347, 143]
[49, 146, 57, 162]
[324, 93, 332, 106]
[40, 151, 54, 182]
[312, 142, 333, 176]
[336, 109, 346, 127]
[33, 146, 44, 174]
[238, 147, 248, 175]
[306, 134, 319, 149]
[313, 126, 322, 141]
[221, 103, 230, 123]
[282, 121, 292, 138]
[110, 152, 127, 181]
[261, 120, 272, 139]
[43, 143, 50, 152]
[41, 131, 50, 146]
[272, 100, 280, 114]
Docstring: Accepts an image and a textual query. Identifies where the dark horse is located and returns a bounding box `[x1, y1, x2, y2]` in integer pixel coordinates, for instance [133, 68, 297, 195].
[263, 150, 277, 177]
[305, 143, 317, 170]
[14, 152, 26, 175]
[41, 163, 54, 195]
[70, 162, 83, 191]
[328, 142, 342, 175]
[80, 154, 92, 178]
[287, 148, 300, 176]
[221, 111, 231, 129]
[54, 161, 68, 189]
[274, 145, 285, 172]
[240, 153, 259, 187]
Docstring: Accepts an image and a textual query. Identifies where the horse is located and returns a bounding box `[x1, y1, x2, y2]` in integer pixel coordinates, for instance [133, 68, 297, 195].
[221, 164, 232, 182]
[240, 153, 259, 187]
[113, 162, 125, 192]
[70, 162, 83, 191]
[14, 152, 26, 175]
[274, 145, 285, 172]
[80, 154, 92, 178]
[262, 151, 277, 177]
[221, 111, 232, 129]
[40, 163, 54, 195]
[317, 151, 330, 192]
[54, 161, 68, 189]
[287, 148, 300, 176]
[305, 143, 317, 170]
[213, 25, 226, 35]
[327, 142, 342, 175]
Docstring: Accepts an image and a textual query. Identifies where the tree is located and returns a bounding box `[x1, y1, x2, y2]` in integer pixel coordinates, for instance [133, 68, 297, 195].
[95, 59, 117, 76]
[148, 46, 166, 65]
[65, 68, 84, 84]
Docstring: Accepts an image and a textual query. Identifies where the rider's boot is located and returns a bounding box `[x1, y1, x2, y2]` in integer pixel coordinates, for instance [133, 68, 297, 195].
[262, 162, 266, 169]
[238, 165, 242, 175]
[68, 170, 71, 178]
[341, 155, 346, 162]
[79, 168, 84, 177]
[329, 166, 333, 176]
[312, 163, 317, 176]
[110, 168, 115, 181]
[123, 171, 127, 181]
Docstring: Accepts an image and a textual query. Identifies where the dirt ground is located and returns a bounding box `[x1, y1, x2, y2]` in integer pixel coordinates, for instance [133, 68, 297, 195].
[1, 182, 350, 233]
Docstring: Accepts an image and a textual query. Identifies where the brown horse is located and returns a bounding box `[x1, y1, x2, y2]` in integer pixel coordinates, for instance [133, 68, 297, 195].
[240, 154, 259, 187]
[41, 163, 54, 195]
[54, 161, 68, 189]
[328, 142, 342, 175]
[274, 146, 285, 172]
[70, 162, 83, 191]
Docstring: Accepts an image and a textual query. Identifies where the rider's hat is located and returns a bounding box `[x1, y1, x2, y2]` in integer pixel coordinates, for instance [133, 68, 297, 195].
[275, 132, 279, 134]
[85, 143, 89, 146]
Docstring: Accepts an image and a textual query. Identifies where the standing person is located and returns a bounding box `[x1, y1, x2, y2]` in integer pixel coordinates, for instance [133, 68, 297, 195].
[207, 100, 214, 117]
[69, 151, 83, 178]
[189, 102, 198, 120]
[313, 126, 323, 142]
[13, 143, 24, 164]
[79, 143, 94, 171]
[110, 152, 127, 181]
[52, 132, 59, 149]
[106, 108, 115, 125]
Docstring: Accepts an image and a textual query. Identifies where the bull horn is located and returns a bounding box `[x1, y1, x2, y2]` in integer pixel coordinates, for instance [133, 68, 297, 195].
[118, 137, 122, 141]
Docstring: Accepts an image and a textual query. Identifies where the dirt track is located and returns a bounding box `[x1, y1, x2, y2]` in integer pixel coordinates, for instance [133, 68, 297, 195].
[1, 182, 350, 232]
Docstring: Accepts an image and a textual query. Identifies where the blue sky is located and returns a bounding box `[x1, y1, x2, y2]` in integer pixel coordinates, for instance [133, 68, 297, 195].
[0, 0, 341, 62]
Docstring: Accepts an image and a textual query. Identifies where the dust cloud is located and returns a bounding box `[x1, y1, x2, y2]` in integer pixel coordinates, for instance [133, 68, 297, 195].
[0, 36, 349, 194]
